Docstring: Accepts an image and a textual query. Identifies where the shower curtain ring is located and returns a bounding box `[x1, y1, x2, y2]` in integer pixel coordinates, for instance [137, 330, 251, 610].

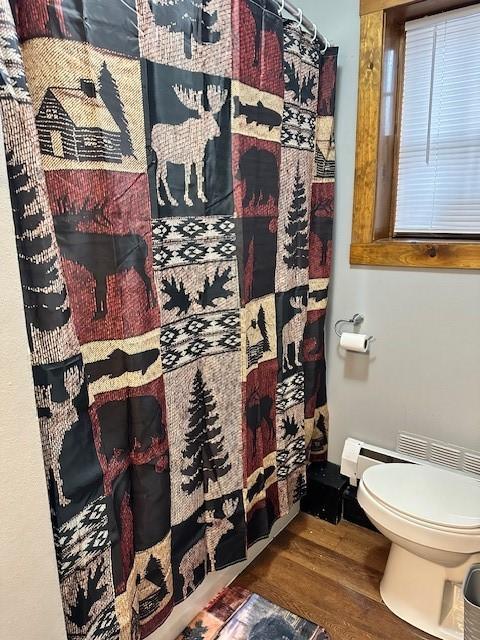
[320, 37, 330, 54]
[278, 0, 285, 14]
[296, 8, 303, 28]
[310, 23, 318, 43]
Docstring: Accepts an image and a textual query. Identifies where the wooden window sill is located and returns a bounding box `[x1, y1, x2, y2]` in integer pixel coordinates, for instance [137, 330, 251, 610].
[350, 240, 480, 269]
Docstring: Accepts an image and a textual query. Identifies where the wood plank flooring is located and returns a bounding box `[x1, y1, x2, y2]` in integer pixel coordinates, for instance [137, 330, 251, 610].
[233, 513, 435, 640]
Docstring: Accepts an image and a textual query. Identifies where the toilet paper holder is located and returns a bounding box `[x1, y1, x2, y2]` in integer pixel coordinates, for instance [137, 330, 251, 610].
[334, 314, 374, 343]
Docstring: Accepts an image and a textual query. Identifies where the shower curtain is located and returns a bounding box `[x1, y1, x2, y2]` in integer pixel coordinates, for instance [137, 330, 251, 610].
[0, 0, 337, 637]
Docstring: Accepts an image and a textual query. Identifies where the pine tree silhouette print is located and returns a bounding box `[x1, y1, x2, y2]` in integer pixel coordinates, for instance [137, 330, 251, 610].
[144, 555, 168, 598]
[98, 62, 134, 156]
[293, 473, 307, 502]
[139, 555, 170, 621]
[181, 369, 231, 494]
[283, 161, 309, 269]
[6, 150, 70, 342]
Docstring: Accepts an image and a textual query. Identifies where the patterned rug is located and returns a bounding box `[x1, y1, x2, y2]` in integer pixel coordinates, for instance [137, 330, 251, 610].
[177, 586, 330, 639]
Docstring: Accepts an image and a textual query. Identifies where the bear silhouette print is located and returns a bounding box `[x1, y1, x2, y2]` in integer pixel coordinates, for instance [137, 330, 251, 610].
[237, 147, 279, 208]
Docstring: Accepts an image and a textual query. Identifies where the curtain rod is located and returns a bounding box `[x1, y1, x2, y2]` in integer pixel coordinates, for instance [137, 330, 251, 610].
[272, 0, 330, 52]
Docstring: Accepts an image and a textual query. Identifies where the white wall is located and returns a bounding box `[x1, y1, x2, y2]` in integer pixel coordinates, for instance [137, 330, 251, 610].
[298, 0, 480, 464]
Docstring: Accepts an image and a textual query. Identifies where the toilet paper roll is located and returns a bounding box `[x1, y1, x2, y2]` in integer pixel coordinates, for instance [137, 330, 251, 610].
[340, 332, 370, 353]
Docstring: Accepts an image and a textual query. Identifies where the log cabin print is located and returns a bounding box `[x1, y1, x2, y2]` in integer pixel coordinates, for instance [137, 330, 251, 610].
[36, 78, 126, 163]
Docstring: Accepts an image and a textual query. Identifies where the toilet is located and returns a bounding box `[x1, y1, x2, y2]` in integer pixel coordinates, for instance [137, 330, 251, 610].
[358, 463, 480, 640]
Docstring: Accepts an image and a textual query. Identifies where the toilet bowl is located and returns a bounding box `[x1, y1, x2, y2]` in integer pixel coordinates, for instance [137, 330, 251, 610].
[358, 463, 480, 640]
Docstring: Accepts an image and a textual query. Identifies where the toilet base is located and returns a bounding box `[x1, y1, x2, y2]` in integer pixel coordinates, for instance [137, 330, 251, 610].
[380, 543, 480, 640]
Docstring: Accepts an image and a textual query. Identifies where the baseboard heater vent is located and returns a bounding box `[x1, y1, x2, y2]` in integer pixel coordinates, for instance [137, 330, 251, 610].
[464, 452, 480, 476]
[396, 433, 428, 460]
[341, 435, 480, 486]
[397, 431, 479, 477]
[429, 442, 461, 469]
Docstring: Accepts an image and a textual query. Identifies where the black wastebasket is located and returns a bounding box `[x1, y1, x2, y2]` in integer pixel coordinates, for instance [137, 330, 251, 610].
[465, 564, 480, 640]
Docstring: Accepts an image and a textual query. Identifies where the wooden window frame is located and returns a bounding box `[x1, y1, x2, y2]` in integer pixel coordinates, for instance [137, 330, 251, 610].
[351, 0, 480, 269]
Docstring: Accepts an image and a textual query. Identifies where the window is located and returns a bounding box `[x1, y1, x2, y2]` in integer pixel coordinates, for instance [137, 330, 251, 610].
[83, 136, 98, 147]
[395, 6, 480, 236]
[45, 108, 58, 120]
[351, 0, 480, 269]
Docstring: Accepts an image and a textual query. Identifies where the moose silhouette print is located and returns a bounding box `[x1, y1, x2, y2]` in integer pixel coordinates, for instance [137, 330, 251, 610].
[245, 0, 283, 67]
[151, 84, 228, 207]
[140, 0, 221, 60]
[281, 295, 306, 372]
[53, 200, 155, 320]
[179, 497, 239, 598]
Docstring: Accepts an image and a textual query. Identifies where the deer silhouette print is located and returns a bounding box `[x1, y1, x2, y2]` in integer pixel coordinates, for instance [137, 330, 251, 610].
[151, 84, 228, 207]
[53, 200, 155, 320]
[282, 295, 306, 372]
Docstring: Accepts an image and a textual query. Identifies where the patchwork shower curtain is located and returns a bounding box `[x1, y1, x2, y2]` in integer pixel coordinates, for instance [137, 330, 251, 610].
[0, 0, 337, 637]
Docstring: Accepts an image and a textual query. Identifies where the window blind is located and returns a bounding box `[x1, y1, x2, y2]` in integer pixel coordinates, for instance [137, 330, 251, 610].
[394, 5, 480, 235]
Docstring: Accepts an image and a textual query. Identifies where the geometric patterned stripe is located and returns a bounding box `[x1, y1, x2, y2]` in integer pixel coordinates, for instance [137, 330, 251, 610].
[152, 217, 236, 268]
[281, 104, 316, 150]
[160, 310, 240, 372]
[54, 496, 110, 579]
[276, 372, 304, 412]
[284, 27, 320, 67]
[85, 603, 119, 640]
[276, 437, 307, 479]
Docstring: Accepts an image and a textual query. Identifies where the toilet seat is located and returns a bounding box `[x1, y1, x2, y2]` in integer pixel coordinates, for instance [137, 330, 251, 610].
[358, 464, 480, 554]
[361, 463, 480, 530]
[361, 480, 480, 536]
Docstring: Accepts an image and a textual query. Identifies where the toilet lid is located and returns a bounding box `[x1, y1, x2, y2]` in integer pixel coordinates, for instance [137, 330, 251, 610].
[361, 463, 480, 529]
